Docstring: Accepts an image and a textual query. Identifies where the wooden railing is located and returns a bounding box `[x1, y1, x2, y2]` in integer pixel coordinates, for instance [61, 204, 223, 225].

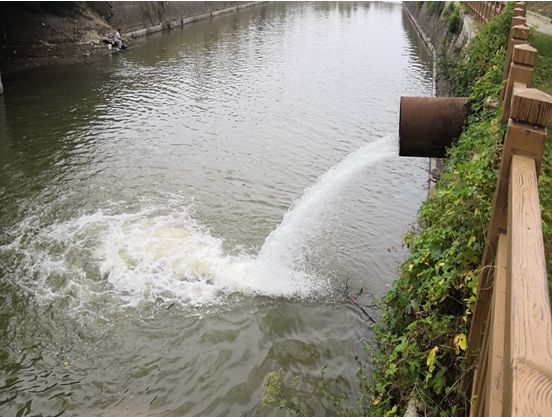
[464, 1, 507, 23]
[468, 3, 552, 416]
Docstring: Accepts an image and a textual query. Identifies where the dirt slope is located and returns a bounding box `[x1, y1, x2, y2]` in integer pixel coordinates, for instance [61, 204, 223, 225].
[0, 2, 114, 73]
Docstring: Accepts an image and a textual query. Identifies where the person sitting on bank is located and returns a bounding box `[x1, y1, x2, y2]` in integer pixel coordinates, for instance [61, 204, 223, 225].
[114, 29, 123, 49]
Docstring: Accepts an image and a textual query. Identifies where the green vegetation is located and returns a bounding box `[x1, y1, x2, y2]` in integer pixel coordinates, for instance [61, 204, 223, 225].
[263, 370, 306, 417]
[374, 6, 552, 417]
[264, 4, 552, 417]
[372, 111, 502, 417]
[439, 8, 512, 97]
[426, 1, 446, 16]
[531, 31, 552, 94]
[445, 4, 462, 35]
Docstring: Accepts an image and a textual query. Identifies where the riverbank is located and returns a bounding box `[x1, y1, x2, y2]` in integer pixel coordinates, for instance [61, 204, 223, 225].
[372, 4, 552, 417]
[0, 2, 112, 73]
[371, 7, 510, 416]
[263, 3, 550, 416]
[0, 1, 261, 74]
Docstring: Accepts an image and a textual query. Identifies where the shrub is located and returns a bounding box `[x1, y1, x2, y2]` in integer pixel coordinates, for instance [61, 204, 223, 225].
[439, 6, 512, 96]
[426, 1, 446, 16]
[447, 8, 462, 35]
[371, 7, 514, 417]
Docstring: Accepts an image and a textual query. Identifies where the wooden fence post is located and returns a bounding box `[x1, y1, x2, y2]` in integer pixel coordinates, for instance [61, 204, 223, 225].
[502, 44, 537, 121]
[512, 7, 525, 18]
[514, 2, 527, 17]
[511, 15, 526, 28]
[502, 24, 530, 87]
[503, 88, 552, 417]
[500, 15, 528, 87]
[467, 89, 549, 367]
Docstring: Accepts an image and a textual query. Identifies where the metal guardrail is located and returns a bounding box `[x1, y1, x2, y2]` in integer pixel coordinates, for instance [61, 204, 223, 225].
[467, 3, 552, 416]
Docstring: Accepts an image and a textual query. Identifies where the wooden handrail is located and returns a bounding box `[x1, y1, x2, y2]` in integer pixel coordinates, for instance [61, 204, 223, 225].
[464, 2, 507, 23]
[501, 44, 536, 122]
[505, 154, 552, 417]
[469, 88, 552, 416]
[467, 11, 552, 414]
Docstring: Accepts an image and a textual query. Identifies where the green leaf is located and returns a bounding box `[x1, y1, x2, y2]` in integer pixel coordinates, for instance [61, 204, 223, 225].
[454, 333, 467, 354]
[426, 346, 439, 373]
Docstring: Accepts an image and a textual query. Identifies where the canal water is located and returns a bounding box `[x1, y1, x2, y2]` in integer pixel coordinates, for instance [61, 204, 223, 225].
[0, 2, 432, 416]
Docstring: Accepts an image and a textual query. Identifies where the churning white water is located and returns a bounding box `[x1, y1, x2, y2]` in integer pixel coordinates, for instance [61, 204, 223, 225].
[2, 136, 396, 311]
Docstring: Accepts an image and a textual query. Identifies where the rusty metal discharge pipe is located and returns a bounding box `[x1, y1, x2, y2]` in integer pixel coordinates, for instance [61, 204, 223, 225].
[399, 96, 469, 158]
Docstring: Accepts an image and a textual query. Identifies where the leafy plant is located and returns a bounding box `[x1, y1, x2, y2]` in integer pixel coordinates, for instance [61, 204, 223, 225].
[263, 370, 306, 417]
[439, 6, 512, 96]
[372, 7, 513, 417]
[447, 7, 462, 35]
[426, 1, 446, 16]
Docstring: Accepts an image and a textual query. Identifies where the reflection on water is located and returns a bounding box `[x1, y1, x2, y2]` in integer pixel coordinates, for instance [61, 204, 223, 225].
[0, 2, 432, 416]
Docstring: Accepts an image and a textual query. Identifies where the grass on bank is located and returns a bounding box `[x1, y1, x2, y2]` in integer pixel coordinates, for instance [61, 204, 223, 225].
[374, 6, 552, 417]
[264, 4, 552, 417]
[371, 10, 512, 415]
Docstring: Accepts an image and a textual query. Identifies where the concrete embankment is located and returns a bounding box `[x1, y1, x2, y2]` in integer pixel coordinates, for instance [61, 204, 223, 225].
[92, 1, 265, 39]
[402, 2, 478, 189]
[402, 2, 477, 96]
[0, 1, 264, 73]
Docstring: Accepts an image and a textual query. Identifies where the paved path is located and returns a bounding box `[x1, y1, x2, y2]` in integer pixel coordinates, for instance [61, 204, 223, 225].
[527, 10, 552, 36]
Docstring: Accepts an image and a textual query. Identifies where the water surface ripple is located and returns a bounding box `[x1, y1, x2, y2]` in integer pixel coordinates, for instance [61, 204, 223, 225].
[0, 2, 432, 416]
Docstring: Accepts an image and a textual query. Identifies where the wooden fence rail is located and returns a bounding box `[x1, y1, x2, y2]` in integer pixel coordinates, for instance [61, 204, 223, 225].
[464, 2, 507, 23]
[467, 5, 552, 415]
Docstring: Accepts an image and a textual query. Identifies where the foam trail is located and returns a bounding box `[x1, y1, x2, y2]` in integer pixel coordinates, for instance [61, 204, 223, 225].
[1, 136, 397, 311]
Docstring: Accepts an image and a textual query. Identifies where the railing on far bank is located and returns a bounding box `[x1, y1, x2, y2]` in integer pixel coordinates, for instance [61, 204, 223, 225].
[464, 1, 507, 23]
[467, 3, 552, 417]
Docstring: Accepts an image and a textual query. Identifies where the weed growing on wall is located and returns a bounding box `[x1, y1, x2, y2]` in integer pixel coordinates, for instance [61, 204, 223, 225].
[439, 6, 512, 96]
[446, 4, 462, 35]
[425, 1, 445, 16]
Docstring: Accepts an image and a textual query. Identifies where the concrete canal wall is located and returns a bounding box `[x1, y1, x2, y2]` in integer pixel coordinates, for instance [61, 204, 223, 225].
[403, 2, 477, 96]
[91, 1, 265, 39]
[402, 2, 479, 190]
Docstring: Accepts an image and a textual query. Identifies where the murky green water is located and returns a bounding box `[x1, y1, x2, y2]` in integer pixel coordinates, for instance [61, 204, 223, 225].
[0, 2, 432, 416]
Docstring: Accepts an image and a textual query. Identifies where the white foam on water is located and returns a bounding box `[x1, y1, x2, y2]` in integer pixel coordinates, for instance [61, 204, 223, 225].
[1, 136, 396, 311]
[93, 207, 319, 307]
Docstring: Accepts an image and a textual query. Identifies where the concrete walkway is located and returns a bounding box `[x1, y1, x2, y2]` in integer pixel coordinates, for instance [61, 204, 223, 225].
[527, 10, 552, 36]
